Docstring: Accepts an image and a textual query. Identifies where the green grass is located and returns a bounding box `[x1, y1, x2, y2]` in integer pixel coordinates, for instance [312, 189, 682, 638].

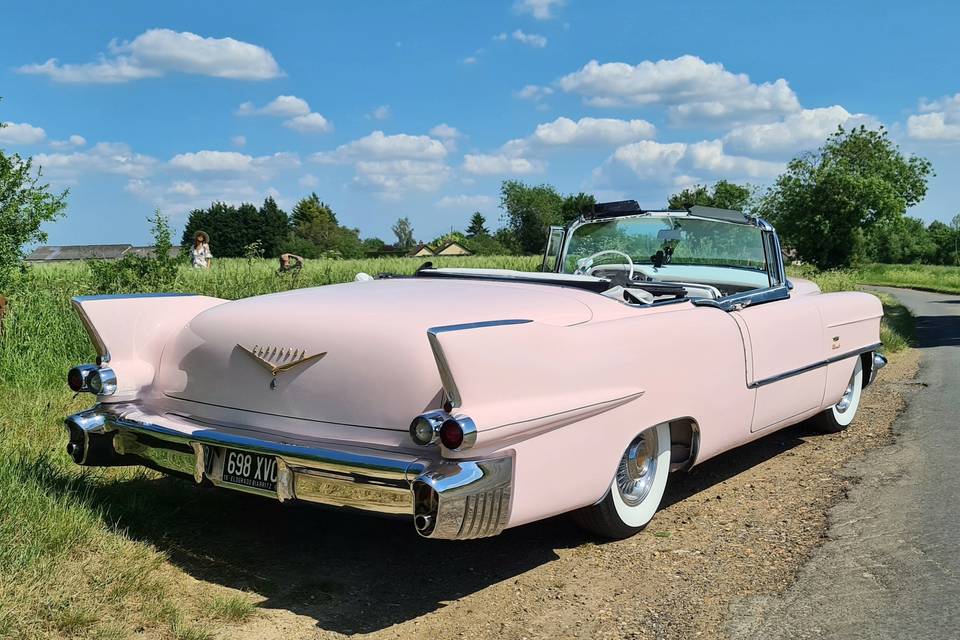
[0, 254, 918, 637]
[209, 593, 258, 623]
[853, 263, 960, 295]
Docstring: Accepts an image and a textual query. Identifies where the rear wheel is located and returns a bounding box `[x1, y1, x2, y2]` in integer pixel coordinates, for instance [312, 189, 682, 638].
[573, 423, 671, 539]
[811, 357, 864, 433]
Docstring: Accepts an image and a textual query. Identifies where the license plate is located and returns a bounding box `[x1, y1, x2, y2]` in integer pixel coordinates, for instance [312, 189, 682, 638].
[219, 448, 278, 492]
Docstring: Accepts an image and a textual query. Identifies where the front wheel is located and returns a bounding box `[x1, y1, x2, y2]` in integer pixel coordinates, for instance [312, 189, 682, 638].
[811, 357, 864, 433]
[573, 422, 672, 539]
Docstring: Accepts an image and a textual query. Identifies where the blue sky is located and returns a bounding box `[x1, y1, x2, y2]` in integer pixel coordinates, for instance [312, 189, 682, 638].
[1, 0, 958, 247]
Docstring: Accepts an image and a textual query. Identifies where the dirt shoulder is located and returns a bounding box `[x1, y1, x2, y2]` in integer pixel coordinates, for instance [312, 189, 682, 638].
[145, 349, 918, 640]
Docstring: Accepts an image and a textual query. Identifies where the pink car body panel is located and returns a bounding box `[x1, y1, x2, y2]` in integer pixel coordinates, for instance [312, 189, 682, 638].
[69, 272, 882, 532]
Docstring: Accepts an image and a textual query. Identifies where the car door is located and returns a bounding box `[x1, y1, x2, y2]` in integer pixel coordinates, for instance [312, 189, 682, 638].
[733, 294, 826, 432]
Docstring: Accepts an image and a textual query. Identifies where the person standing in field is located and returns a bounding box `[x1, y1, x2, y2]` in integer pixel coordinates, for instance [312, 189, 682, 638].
[191, 231, 213, 269]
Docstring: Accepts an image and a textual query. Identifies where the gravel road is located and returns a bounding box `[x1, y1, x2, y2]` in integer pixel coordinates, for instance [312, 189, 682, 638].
[729, 287, 960, 640]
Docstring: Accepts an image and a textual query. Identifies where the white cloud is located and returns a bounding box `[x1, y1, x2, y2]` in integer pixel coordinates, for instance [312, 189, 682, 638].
[514, 84, 554, 101]
[558, 55, 801, 124]
[531, 116, 656, 146]
[231, 135, 246, 148]
[511, 30, 547, 48]
[462, 153, 546, 175]
[168, 150, 300, 174]
[237, 95, 330, 134]
[19, 28, 282, 83]
[369, 105, 391, 120]
[49, 134, 87, 149]
[463, 56, 478, 65]
[169, 150, 253, 172]
[430, 124, 461, 139]
[437, 194, 497, 209]
[283, 112, 332, 133]
[353, 160, 451, 197]
[314, 130, 448, 162]
[167, 181, 199, 196]
[723, 106, 873, 155]
[907, 93, 960, 141]
[299, 173, 319, 188]
[514, 0, 564, 20]
[237, 95, 310, 117]
[493, 33, 508, 41]
[595, 138, 783, 187]
[686, 140, 784, 178]
[0, 121, 46, 145]
[34, 142, 157, 179]
[606, 141, 688, 180]
[312, 131, 451, 197]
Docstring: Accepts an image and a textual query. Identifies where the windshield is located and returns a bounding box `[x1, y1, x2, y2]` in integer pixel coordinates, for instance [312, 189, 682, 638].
[561, 216, 768, 274]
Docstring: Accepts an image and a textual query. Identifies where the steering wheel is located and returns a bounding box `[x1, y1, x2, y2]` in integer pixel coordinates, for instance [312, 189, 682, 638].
[574, 250, 635, 280]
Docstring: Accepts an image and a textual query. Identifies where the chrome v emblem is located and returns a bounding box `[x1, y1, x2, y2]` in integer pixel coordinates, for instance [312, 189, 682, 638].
[237, 344, 327, 378]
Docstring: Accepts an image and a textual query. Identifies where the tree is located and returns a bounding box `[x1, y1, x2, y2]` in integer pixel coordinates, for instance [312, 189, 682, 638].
[500, 180, 563, 254]
[926, 220, 956, 265]
[0, 123, 68, 290]
[466, 212, 488, 237]
[954, 213, 960, 266]
[289, 194, 362, 258]
[181, 197, 289, 258]
[668, 180, 752, 211]
[392, 217, 414, 250]
[560, 192, 596, 224]
[759, 126, 933, 269]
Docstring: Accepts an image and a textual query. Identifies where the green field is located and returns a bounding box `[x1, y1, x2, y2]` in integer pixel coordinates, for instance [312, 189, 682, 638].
[0, 256, 916, 638]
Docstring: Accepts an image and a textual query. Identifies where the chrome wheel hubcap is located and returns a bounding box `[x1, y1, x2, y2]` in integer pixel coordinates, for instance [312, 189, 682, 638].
[616, 430, 658, 506]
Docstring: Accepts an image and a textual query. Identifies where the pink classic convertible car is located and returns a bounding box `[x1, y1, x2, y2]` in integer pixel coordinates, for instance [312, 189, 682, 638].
[64, 202, 885, 540]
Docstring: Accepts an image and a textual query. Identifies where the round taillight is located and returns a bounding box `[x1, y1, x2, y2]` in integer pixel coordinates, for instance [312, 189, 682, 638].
[439, 419, 464, 450]
[410, 416, 437, 446]
[67, 367, 85, 392]
[89, 367, 118, 396]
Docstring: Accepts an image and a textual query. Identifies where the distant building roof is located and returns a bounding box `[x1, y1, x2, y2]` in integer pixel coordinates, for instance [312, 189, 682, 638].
[26, 244, 132, 261]
[127, 246, 183, 259]
[434, 241, 472, 256]
[26, 244, 183, 262]
[409, 243, 436, 257]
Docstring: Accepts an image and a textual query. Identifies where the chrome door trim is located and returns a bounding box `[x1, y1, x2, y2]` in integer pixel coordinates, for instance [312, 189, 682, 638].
[748, 343, 881, 389]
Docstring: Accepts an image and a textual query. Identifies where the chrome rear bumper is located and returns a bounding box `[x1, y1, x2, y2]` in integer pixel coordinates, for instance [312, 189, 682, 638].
[64, 406, 512, 540]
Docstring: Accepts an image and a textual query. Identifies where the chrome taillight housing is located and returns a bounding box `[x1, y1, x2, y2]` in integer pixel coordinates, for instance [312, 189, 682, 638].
[67, 364, 98, 392]
[409, 410, 447, 446]
[409, 412, 477, 451]
[68, 364, 117, 396]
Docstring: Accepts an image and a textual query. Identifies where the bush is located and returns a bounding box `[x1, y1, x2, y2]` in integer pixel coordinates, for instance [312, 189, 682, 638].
[87, 211, 180, 294]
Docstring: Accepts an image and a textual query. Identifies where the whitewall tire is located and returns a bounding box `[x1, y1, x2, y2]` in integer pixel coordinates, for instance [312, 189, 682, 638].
[573, 422, 672, 539]
[812, 357, 864, 433]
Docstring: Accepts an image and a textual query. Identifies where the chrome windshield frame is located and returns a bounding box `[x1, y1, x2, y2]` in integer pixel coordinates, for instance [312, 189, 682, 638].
[554, 210, 789, 311]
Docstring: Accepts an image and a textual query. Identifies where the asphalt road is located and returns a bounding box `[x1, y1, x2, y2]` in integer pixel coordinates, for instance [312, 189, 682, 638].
[729, 287, 960, 640]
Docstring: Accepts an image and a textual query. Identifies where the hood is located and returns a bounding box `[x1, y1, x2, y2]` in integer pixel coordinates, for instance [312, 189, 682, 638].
[154, 278, 593, 430]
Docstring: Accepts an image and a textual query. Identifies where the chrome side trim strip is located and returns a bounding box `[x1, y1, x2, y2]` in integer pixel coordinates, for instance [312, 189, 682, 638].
[748, 343, 882, 389]
[692, 285, 790, 312]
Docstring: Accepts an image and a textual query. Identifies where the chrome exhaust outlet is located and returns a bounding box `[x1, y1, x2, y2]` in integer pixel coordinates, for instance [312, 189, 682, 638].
[414, 514, 433, 533]
[63, 410, 118, 466]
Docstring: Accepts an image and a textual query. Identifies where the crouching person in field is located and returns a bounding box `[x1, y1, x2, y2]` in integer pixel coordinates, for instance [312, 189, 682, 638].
[278, 253, 304, 275]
